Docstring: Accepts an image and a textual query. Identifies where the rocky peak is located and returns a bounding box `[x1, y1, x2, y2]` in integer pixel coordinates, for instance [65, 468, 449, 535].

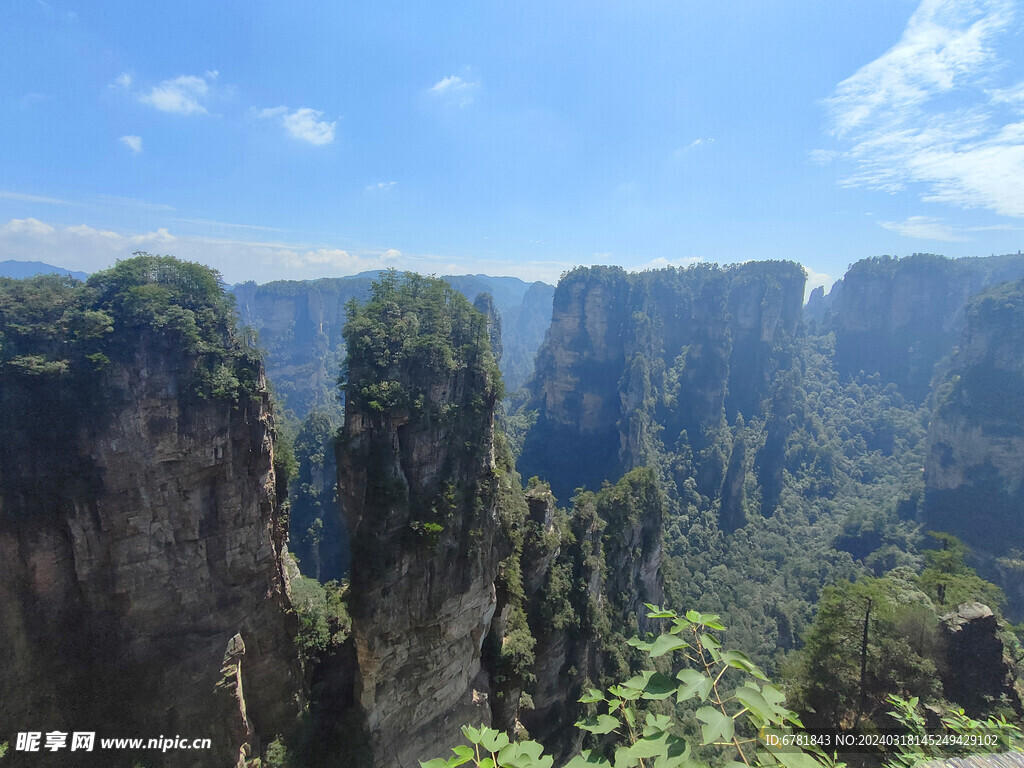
[337, 273, 506, 767]
[938, 603, 1023, 717]
[0, 258, 303, 766]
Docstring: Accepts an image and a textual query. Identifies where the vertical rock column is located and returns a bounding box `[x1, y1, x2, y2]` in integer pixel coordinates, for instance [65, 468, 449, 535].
[337, 275, 507, 768]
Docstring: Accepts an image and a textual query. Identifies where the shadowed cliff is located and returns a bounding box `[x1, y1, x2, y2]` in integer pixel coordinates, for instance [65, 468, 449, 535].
[0, 256, 303, 767]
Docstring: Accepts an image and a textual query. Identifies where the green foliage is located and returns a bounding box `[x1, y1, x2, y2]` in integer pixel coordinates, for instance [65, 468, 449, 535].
[290, 577, 351, 659]
[918, 532, 1005, 611]
[422, 607, 842, 768]
[885, 694, 1024, 767]
[342, 270, 502, 417]
[0, 254, 260, 402]
[288, 409, 347, 580]
[783, 574, 941, 732]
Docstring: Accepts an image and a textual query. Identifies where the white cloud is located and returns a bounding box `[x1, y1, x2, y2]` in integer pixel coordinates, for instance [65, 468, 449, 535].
[1, 217, 56, 236]
[802, 266, 835, 300]
[139, 73, 215, 115]
[365, 181, 397, 191]
[258, 106, 336, 145]
[111, 72, 132, 90]
[65, 224, 123, 241]
[0, 216, 569, 285]
[823, 0, 1024, 219]
[429, 75, 479, 107]
[272, 247, 395, 272]
[119, 135, 143, 154]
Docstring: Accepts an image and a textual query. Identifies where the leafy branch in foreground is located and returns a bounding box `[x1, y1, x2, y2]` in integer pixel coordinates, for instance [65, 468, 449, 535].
[884, 695, 1024, 768]
[422, 606, 842, 768]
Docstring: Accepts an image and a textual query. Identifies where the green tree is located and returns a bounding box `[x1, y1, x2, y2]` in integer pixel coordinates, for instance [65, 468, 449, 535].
[917, 532, 1004, 611]
[784, 575, 940, 731]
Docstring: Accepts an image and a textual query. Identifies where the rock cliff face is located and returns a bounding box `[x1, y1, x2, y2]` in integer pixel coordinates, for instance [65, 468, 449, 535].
[517, 470, 664, 762]
[233, 277, 373, 418]
[334, 274, 664, 765]
[828, 253, 1024, 401]
[0, 263, 303, 767]
[336, 275, 507, 768]
[925, 279, 1024, 615]
[519, 262, 804, 503]
[938, 603, 1023, 716]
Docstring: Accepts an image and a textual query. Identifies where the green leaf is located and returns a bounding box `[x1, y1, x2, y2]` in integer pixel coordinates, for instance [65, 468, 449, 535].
[766, 745, 826, 768]
[734, 684, 775, 724]
[649, 633, 690, 657]
[685, 610, 702, 623]
[627, 637, 654, 652]
[762, 683, 787, 707]
[622, 671, 653, 690]
[480, 729, 510, 753]
[696, 706, 735, 745]
[577, 714, 620, 735]
[643, 713, 673, 736]
[650, 737, 690, 768]
[645, 604, 677, 619]
[699, 633, 721, 651]
[623, 706, 636, 728]
[579, 688, 606, 703]
[669, 618, 691, 635]
[479, 759, 495, 768]
[563, 750, 612, 768]
[720, 650, 769, 681]
[701, 613, 726, 630]
[640, 672, 677, 700]
[462, 725, 483, 744]
[628, 732, 674, 759]
[676, 668, 713, 702]
[421, 759, 449, 768]
[613, 745, 640, 768]
[498, 741, 553, 768]
[448, 745, 475, 767]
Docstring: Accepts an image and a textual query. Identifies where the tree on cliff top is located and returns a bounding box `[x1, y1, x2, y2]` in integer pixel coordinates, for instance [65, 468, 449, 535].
[0, 253, 258, 401]
[341, 269, 502, 416]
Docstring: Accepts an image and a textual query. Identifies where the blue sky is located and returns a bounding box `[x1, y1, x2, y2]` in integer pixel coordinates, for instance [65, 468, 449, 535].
[2, 0, 1023, 293]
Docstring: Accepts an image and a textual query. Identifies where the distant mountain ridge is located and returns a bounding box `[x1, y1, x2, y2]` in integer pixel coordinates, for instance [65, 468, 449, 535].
[0, 260, 88, 281]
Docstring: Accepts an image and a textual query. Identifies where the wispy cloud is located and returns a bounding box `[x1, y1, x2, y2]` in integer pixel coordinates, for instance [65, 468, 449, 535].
[823, 0, 1024, 218]
[139, 71, 217, 115]
[879, 214, 1020, 241]
[119, 135, 143, 154]
[93, 195, 175, 212]
[111, 72, 132, 90]
[365, 181, 397, 192]
[429, 74, 479, 107]
[0, 190, 69, 205]
[258, 106, 336, 145]
[671, 138, 715, 160]
[880, 215, 968, 241]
